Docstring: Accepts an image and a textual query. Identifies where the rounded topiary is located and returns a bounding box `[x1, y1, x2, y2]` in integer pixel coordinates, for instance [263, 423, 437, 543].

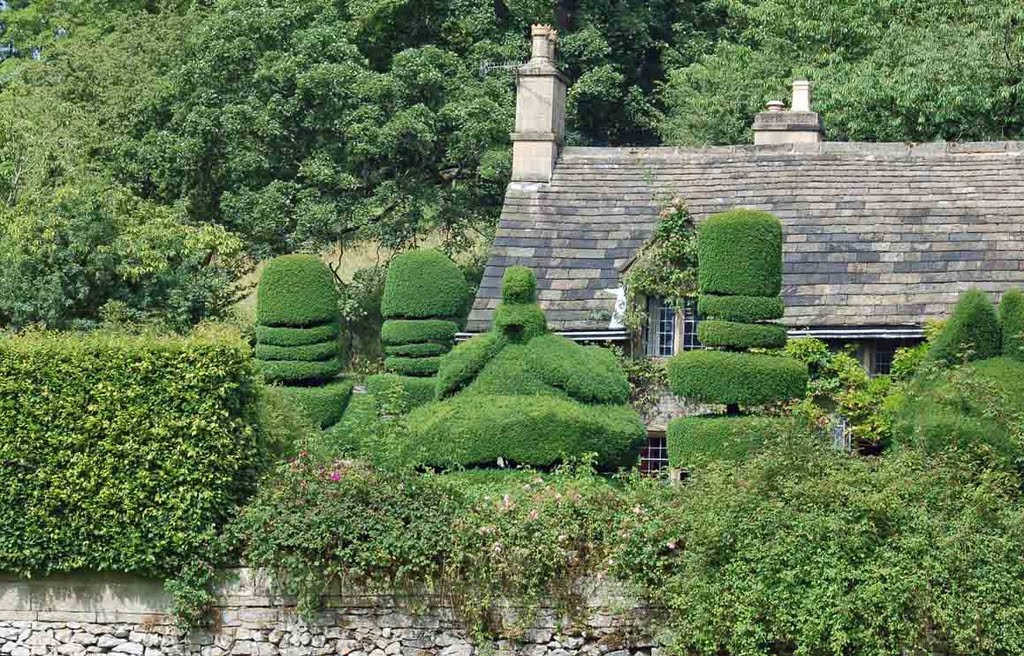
[380, 319, 459, 346]
[380, 249, 469, 320]
[384, 355, 442, 377]
[697, 320, 788, 350]
[698, 210, 782, 297]
[1000, 289, 1024, 361]
[929, 289, 1001, 365]
[698, 294, 785, 323]
[264, 380, 354, 429]
[493, 267, 546, 344]
[502, 265, 537, 303]
[256, 255, 339, 327]
[667, 350, 808, 407]
[260, 358, 344, 385]
[256, 322, 340, 347]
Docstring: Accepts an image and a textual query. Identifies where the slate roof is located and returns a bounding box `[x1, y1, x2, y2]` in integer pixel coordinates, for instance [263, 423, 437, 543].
[467, 141, 1024, 334]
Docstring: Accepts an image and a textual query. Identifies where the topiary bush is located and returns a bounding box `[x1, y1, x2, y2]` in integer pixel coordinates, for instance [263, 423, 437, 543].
[256, 255, 339, 327]
[667, 415, 797, 469]
[696, 320, 787, 350]
[384, 355, 443, 377]
[667, 350, 808, 406]
[697, 294, 784, 323]
[263, 380, 354, 430]
[697, 210, 782, 297]
[929, 289, 1001, 365]
[366, 374, 437, 411]
[436, 332, 506, 398]
[256, 322, 340, 347]
[1000, 289, 1024, 361]
[381, 319, 459, 346]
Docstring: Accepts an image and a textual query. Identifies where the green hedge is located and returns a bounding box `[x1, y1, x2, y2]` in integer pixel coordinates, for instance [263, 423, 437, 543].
[366, 374, 437, 410]
[667, 415, 792, 469]
[502, 265, 537, 303]
[698, 294, 784, 323]
[929, 289, 1001, 365]
[436, 332, 505, 398]
[381, 319, 459, 346]
[383, 342, 449, 357]
[380, 250, 469, 320]
[263, 380, 353, 429]
[256, 255, 338, 327]
[667, 350, 808, 406]
[697, 320, 788, 350]
[260, 357, 343, 384]
[255, 322, 340, 347]
[386, 356, 442, 377]
[697, 210, 783, 297]
[525, 334, 630, 405]
[0, 330, 260, 582]
[492, 302, 547, 343]
[405, 394, 645, 469]
[255, 340, 340, 363]
[1000, 289, 1024, 360]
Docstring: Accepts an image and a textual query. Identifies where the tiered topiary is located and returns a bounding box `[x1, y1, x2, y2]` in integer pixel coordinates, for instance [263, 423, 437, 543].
[402, 266, 645, 470]
[928, 289, 1002, 365]
[667, 209, 807, 469]
[379, 249, 469, 378]
[256, 255, 351, 429]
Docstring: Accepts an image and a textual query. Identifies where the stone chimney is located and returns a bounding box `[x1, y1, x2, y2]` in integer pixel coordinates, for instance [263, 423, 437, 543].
[511, 25, 568, 182]
[752, 79, 824, 145]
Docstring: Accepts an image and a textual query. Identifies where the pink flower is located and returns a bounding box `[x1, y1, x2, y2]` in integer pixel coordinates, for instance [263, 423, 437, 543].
[666, 541, 677, 551]
[329, 470, 341, 482]
[502, 494, 512, 510]
[632, 505, 644, 515]
[528, 509, 539, 521]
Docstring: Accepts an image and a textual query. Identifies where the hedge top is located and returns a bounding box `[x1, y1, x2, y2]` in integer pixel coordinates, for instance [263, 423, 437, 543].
[502, 266, 537, 303]
[257, 255, 339, 327]
[698, 209, 783, 297]
[381, 249, 469, 320]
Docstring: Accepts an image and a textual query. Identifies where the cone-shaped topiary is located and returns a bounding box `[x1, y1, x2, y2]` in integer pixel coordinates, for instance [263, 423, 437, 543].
[929, 289, 1002, 365]
[667, 209, 806, 468]
[400, 266, 644, 470]
[1000, 289, 1024, 361]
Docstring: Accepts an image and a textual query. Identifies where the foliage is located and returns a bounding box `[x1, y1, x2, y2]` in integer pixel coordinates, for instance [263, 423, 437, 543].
[256, 255, 339, 328]
[667, 349, 808, 407]
[929, 289, 1002, 365]
[696, 319, 787, 350]
[384, 355, 443, 377]
[520, 334, 631, 405]
[255, 322, 341, 347]
[436, 332, 506, 399]
[262, 380, 354, 430]
[0, 328, 262, 624]
[404, 394, 645, 470]
[697, 209, 782, 297]
[1000, 288, 1024, 360]
[366, 374, 437, 411]
[258, 358, 344, 385]
[492, 302, 548, 344]
[697, 294, 784, 323]
[381, 319, 459, 346]
[255, 340, 341, 363]
[500, 265, 538, 303]
[380, 249, 469, 320]
[888, 357, 1024, 477]
[621, 197, 698, 333]
[667, 415, 798, 469]
[612, 347, 669, 420]
[383, 342, 449, 357]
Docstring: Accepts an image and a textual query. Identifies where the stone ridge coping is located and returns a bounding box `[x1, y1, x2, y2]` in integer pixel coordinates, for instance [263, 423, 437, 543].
[559, 141, 1024, 163]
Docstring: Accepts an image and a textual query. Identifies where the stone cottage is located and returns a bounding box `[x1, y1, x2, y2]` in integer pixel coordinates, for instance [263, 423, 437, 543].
[465, 25, 1024, 380]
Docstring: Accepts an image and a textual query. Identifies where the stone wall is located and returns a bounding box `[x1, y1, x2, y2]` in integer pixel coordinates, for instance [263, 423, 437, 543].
[0, 570, 661, 656]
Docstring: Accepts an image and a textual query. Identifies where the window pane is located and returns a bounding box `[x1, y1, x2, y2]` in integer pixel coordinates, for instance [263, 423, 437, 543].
[682, 298, 702, 351]
[639, 434, 669, 474]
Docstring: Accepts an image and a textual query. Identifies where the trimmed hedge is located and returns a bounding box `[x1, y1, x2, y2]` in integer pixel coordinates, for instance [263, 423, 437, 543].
[697, 210, 783, 297]
[667, 415, 792, 469]
[380, 250, 469, 320]
[0, 330, 260, 582]
[929, 289, 1002, 365]
[383, 342, 449, 357]
[260, 358, 343, 384]
[436, 332, 505, 398]
[381, 319, 459, 346]
[385, 356, 442, 377]
[698, 294, 784, 323]
[493, 302, 547, 343]
[264, 380, 353, 429]
[667, 350, 808, 406]
[1000, 289, 1024, 360]
[366, 374, 437, 410]
[502, 265, 537, 303]
[256, 255, 338, 327]
[404, 394, 645, 469]
[256, 340, 339, 363]
[255, 322, 340, 347]
[697, 320, 788, 350]
[525, 334, 630, 405]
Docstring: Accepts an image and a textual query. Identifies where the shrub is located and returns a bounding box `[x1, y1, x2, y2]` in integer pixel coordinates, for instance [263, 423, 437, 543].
[0, 329, 260, 613]
[525, 334, 631, 405]
[263, 380, 354, 429]
[697, 209, 782, 297]
[436, 332, 505, 398]
[697, 294, 785, 322]
[255, 322, 340, 347]
[255, 340, 340, 362]
[404, 394, 645, 469]
[366, 374, 437, 410]
[929, 289, 1001, 364]
[1000, 289, 1024, 360]
[256, 255, 338, 327]
[696, 319, 787, 350]
[383, 342, 449, 357]
[259, 358, 343, 384]
[667, 350, 808, 406]
[380, 249, 469, 320]
[501, 265, 537, 303]
[667, 416, 796, 469]
[492, 302, 547, 343]
[385, 355, 442, 377]
[380, 319, 459, 346]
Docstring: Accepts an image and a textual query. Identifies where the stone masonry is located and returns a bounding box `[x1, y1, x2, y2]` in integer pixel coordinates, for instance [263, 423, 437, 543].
[0, 570, 661, 656]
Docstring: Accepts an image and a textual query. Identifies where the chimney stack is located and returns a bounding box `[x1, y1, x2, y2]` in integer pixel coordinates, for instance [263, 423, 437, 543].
[752, 79, 824, 145]
[510, 25, 568, 183]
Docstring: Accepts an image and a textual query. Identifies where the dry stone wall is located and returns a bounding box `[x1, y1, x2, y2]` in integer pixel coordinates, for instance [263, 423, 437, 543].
[0, 570, 661, 656]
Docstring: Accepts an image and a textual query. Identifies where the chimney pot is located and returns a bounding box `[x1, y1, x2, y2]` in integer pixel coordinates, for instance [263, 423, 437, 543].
[766, 100, 785, 112]
[752, 78, 824, 146]
[791, 79, 811, 112]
